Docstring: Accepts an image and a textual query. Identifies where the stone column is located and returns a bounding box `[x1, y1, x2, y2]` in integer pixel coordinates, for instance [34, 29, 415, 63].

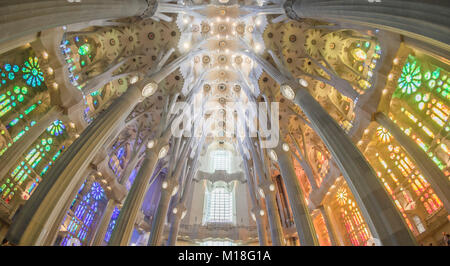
[91, 198, 117, 246]
[318, 205, 338, 246]
[247, 144, 284, 246]
[0, 0, 150, 45]
[272, 142, 319, 246]
[238, 142, 269, 246]
[263, 188, 285, 246]
[288, 82, 417, 245]
[286, 0, 450, 50]
[108, 149, 160, 246]
[0, 106, 63, 179]
[374, 112, 450, 213]
[166, 204, 184, 246]
[147, 188, 172, 246]
[253, 207, 269, 246]
[6, 81, 143, 246]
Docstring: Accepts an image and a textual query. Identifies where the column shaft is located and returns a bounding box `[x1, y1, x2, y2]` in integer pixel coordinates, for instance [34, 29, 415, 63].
[166, 214, 181, 246]
[375, 112, 450, 213]
[255, 215, 269, 246]
[0, 0, 148, 45]
[292, 85, 417, 245]
[318, 205, 338, 246]
[108, 151, 159, 245]
[92, 199, 116, 246]
[264, 191, 285, 246]
[6, 83, 142, 245]
[148, 189, 172, 246]
[274, 145, 319, 246]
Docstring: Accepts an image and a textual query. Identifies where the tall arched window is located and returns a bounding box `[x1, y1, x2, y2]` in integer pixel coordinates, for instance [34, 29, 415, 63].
[212, 150, 231, 172]
[57, 181, 105, 246]
[203, 181, 234, 224]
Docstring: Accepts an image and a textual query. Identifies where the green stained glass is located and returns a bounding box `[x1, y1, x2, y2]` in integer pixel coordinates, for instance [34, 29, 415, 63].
[424, 71, 431, 80]
[78, 44, 91, 56]
[432, 68, 440, 79]
[13, 86, 20, 94]
[398, 59, 422, 95]
[22, 57, 44, 87]
[47, 120, 65, 136]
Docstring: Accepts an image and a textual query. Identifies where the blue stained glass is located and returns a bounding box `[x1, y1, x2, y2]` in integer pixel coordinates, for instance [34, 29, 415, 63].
[90, 182, 104, 200]
[104, 207, 120, 243]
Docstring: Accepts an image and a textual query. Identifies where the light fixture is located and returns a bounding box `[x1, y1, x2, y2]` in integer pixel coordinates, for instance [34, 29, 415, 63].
[173, 207, 178, 214]
[298, 78, 308, 87]
[162, 181, 168, 189]
[259, 209, 265, 216]
[147, 140, 155, 149]
[142, 82, 158, 97]
[158, 145, 169, 158]
[280, 84, 295, 100]
[269, 184, 275, 191]
[282, 143, 289, 152]
[181, 210, 187, 219]
[172, 185, 179, 196]
[130, 76, 139, 84]
[42, 51, 49, 60]
[269, 149, 278, 161]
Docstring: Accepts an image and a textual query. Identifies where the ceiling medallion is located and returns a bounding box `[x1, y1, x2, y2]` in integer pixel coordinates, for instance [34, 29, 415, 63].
[219, 40, 226, 48]
[218, 24, 227, 33]
[202, 55, 211, 64]
[233, 84, 241, 92]
[218, 55, 227, 64]
[203, 84, 211, 92]
[236, 24, 245, 34]
[219, 71, 226, 77]
[201, 24, 210, 33]
[218, 83, 227, 92]
[234, 56, 243, 64]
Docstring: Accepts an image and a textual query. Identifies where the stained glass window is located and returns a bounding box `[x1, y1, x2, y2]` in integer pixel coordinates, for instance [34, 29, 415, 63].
[47, 120, 66, 136]
[0, 118, 66, 203]
[336, 187, 371, 246]
[22, 57, 44, 87]
[104, 207, 120, 243]
[58, 181, 105, 246]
